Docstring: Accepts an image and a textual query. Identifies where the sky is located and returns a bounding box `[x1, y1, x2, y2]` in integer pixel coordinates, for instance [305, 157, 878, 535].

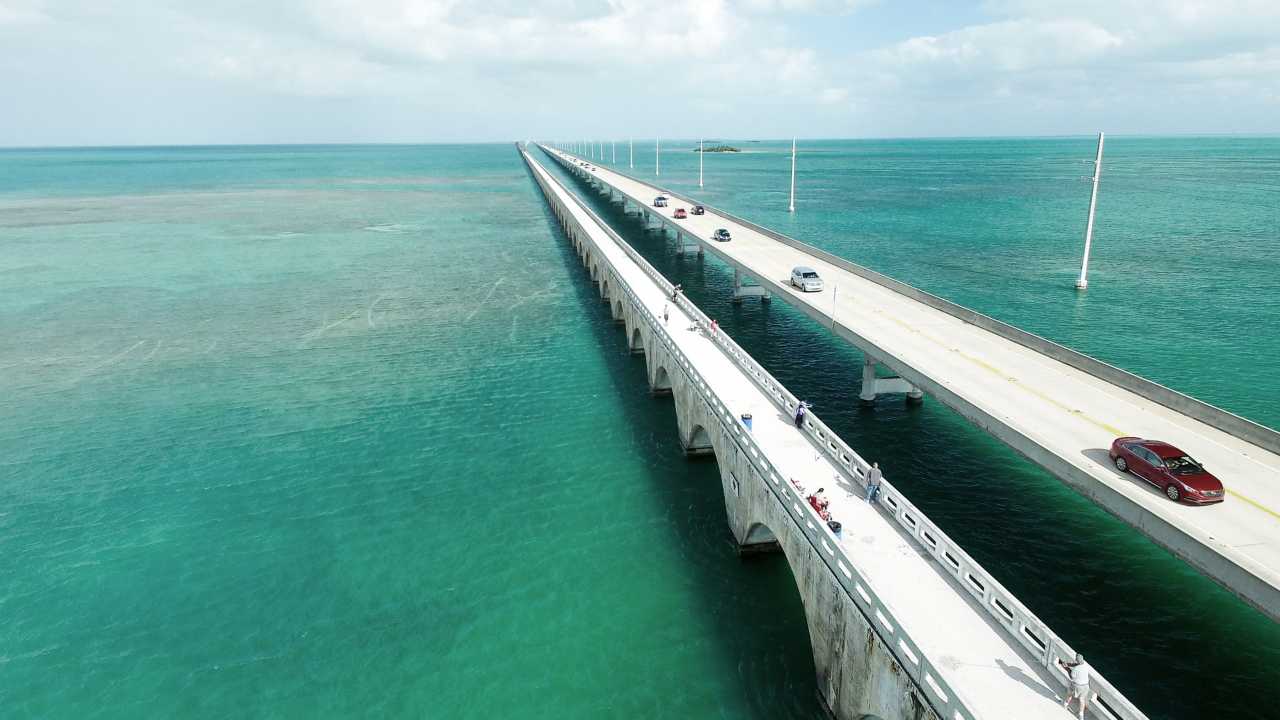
[1, 0, 1278, 146]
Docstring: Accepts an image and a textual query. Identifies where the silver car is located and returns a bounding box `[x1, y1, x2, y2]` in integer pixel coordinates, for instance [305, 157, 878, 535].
[790, 266, 824, 292]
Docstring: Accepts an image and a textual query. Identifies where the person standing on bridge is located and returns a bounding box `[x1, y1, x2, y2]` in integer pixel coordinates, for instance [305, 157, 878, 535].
[662, 303, 669, 325]
[1058, 653, 1092, 719]
[794, 402, 807, 428]
[864, 462, 882, 503]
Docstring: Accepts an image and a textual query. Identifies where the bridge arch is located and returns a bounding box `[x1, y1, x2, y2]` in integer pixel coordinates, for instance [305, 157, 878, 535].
[742, 520, 779, 548]
[728, 515, 831, 707]
[684, 423, 713, 456]
[651, 365, 672, 396]
[630, 326, 645, 354]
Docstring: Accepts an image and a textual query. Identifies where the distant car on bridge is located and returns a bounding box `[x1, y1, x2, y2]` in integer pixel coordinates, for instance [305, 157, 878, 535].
[692, 205, 706, 215]
[712, 228, 732, 242]
[653, 196, 669, 207]
[790, 266, 824, 292]
[673, 208, 687, 219]
[1109, 437, 1225, 504]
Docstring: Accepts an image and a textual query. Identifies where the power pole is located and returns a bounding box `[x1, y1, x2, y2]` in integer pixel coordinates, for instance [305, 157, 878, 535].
[1076, 132, 1105, 290]
[699, 139, 704, 188]
[788, 138, 797, 213]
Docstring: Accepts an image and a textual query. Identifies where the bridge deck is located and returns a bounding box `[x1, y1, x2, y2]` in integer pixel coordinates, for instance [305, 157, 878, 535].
[527, 151, 1076, 719]
[543, 146, 1280, 619]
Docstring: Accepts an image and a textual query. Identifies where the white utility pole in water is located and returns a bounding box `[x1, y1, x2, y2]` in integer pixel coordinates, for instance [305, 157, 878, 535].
[656, 138, 660, 176]
[788, 138, 797, 213]
[699, 139, 704, 188]
[1076, 132, 1105, 290]
[629, 138, 634, 168]
[612, 140, 616, 164]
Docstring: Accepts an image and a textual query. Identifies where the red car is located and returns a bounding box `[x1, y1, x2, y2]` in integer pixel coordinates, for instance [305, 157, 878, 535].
[673, 208, 688, 219]
[1109, 437, 1225, 504]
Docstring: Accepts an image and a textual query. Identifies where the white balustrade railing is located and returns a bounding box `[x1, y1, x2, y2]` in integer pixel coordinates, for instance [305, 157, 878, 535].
[524, 145, 1146, 720]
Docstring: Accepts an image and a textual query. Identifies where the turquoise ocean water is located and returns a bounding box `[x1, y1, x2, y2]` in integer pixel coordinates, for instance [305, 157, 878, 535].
[0, 139, 1276, 719]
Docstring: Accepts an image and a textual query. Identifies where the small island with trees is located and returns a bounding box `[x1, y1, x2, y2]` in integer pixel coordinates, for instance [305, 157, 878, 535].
[694, 144, 740, 153]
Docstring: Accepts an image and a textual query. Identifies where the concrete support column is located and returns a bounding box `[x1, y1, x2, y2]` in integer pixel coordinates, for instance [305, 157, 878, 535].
[860, 357, 925, 407]
[859, 357, 879, 406]
[732, 268, 771, 304]
[675, 232, 701, 257]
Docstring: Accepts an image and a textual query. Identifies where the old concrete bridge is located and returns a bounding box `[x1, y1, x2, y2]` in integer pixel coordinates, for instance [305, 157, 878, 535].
[541, 143, 1280, 626]
[520, 144, 1147, 720]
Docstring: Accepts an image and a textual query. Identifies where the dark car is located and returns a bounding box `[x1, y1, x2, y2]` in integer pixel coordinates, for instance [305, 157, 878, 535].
[673, 208, 688, 219]
[1109, 437, 1225, 504]
[692, 205, 706, 215]
[712, 228, 731, 242]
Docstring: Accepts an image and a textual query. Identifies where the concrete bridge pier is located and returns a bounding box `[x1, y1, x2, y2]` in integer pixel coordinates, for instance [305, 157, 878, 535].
[675, 231, 702, 257]
[648, 364, 673, 397]
[658, 377, 942, 720]
[628, 323, 646, 355]
[858, 357, 924, 406]
[732, 268, 772, 304]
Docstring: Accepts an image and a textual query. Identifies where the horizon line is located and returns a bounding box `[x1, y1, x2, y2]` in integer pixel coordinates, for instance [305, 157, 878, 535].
[4, 131, 1280, 151]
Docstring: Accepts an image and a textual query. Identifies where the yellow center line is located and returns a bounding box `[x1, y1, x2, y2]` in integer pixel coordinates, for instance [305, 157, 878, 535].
[572, 151, 1280, 524]
[1226, 489, 1280, 521]
[871, 305, 1280, 522]
[875, 310, 1128, 436]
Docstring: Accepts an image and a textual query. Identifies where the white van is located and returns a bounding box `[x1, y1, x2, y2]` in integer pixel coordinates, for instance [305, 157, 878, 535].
[790, 267, 824, 292]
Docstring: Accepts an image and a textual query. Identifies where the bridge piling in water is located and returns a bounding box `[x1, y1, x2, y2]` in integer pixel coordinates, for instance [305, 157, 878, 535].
[858, 357, 924, 406]
[732, 267, 771, 304]
[523, 143, 1149, 720]
[675, 231, 701, 257]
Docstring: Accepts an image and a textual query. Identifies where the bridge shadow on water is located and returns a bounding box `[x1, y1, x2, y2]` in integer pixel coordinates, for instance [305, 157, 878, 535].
[535, 147, 1280, 720]
[525, 162, 826, 720]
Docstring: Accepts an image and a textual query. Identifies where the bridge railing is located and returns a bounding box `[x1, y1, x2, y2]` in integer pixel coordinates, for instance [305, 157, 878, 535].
[535, 145, 1146, 720]
[542, 145, 1279, 456]
[521, 146, 976, 720]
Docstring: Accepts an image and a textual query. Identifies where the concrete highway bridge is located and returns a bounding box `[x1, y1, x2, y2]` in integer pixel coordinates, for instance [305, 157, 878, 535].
[520, 145, 1148, 720]
[539, 143, 1280, 626]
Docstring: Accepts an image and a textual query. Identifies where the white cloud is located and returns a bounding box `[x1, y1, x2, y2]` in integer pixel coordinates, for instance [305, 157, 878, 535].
[0, 0, 47, 24]
[1, 0, 1277, 143]
[819, 87, 848, 104]
[833, 0, 1280, 134]
[740, 0, 877, 13]
[880, 19, 1122, 72]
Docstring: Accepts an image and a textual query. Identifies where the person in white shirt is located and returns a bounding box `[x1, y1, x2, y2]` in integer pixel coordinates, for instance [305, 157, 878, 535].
[1058, 652, 1091, 719]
